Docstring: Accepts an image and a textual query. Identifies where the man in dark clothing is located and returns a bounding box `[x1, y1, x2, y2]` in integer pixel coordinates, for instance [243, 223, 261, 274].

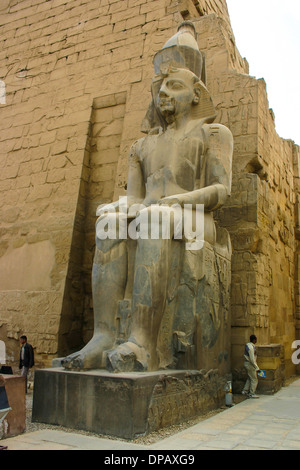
[19, 336, 34, 393]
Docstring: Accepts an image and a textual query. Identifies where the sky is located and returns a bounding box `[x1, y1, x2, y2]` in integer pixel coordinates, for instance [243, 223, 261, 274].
[226, 0, 300, 144]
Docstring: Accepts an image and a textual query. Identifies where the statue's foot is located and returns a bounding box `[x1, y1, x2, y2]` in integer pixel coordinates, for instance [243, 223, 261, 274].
[106, 341, 149, 372]
[61, 333, 113, 370]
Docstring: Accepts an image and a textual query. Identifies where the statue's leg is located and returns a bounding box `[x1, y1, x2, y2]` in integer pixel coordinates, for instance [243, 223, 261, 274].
[62, 214, 128, 370]
[106, 206, 176, 372]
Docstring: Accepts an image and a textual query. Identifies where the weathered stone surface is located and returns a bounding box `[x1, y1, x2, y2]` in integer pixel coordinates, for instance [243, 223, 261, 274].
[32, 367, 227, 439]
[61, 22, 233, 375]
[0, 0, 299, 391]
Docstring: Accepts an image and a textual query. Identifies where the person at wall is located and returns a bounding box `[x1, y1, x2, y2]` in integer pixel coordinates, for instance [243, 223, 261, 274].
[19, 336, 34, 393]
[242, 334, 260, 398]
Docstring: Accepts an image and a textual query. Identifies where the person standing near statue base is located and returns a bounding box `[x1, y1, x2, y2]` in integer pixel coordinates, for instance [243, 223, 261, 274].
[242, 334, 260, 398]
[19, 336, 34, 394]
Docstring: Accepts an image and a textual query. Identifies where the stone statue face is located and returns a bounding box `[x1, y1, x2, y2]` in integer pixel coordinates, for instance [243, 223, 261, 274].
[155, 68, 200, 123]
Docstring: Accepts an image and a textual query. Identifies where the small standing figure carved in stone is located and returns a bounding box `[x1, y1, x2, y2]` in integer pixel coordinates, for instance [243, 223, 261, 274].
[62, 21, 233, 373]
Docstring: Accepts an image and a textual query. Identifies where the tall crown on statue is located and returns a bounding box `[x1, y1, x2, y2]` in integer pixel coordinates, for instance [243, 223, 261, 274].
[153, 21, 206, 83]
[141, 21, 216, 133]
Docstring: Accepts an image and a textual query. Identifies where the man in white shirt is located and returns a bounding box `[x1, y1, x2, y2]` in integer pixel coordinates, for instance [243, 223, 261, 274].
[242, 334, 260, 398]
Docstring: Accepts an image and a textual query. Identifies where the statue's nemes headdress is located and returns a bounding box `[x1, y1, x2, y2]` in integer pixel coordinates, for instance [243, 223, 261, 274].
[141, 21, 216, 133]
[153, 21, 205, 82]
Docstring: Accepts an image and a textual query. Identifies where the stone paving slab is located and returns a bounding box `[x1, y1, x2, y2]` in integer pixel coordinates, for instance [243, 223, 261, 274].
[1, 378, 300, 450]
[0, 429, 149, 451]
[152, 379, 300, 451]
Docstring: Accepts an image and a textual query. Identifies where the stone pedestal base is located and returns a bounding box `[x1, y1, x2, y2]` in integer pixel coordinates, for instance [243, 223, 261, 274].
[0, 374, 25, 437]
[256, 344, 285, 394]
[232, 344, 285, 395]
[32, 368, 228, 439]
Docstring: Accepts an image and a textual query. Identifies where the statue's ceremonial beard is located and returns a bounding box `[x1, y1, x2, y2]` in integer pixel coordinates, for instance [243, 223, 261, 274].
[159, 98, 175, 117]
[158, 98, 176, 123]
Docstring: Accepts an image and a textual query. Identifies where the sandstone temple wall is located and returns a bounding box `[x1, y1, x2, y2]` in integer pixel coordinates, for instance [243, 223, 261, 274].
[0, 0, 299, 387]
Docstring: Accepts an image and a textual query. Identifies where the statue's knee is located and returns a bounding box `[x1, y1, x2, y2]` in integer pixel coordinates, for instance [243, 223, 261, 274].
[95, 212, 127, 251]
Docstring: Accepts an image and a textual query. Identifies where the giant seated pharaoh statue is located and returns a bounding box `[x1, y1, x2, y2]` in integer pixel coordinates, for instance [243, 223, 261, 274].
[62, 21, 233, 374]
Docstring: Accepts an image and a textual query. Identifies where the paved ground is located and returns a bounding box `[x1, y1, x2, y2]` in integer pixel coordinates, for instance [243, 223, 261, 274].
[1, 378, 300, 450]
